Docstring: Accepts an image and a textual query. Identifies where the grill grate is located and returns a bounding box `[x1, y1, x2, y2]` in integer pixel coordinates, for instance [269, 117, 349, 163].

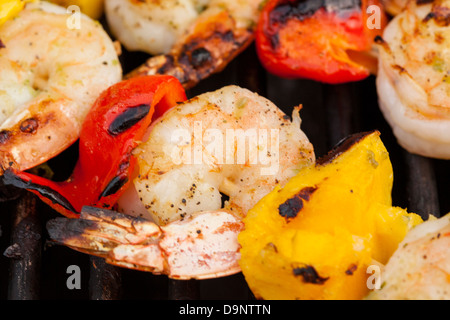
[0, 43, 448, 300]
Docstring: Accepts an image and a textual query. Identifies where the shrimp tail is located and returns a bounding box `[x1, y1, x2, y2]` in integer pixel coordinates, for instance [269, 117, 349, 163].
[46, 206, 243, 279]
[0, 75, 187, 218]
[46, 206, 162, 258]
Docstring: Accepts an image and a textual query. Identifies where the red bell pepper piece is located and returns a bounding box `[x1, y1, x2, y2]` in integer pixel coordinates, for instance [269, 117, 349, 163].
[256, 0, 387, 84]
[2, 75, 187, 218]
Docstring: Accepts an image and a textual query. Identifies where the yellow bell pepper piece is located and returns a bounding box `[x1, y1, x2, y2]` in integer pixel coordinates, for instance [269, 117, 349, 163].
[238, 131, 423, 300]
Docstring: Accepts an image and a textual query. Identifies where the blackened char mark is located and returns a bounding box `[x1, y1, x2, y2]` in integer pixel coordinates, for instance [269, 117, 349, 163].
[297, 186, 317, 201]
[190, 48, 212, 68]
[47, 217, 98, 244]
[1, 169, 78, 214]
[269, 32, 280, 49]
[108, 104, 151, 136]
[98, 175, 129, 199]
[182, 30, 236, 70]
[416, 0, 435, 5]
[374, 35, 385, 45]
[345, 263, 358, 275]
[269, 0, 324, 25]
[156, 55, 175, 74]
[325, 0, 362, 12]
[423, 2, 450, 26]
[0, 130, 12, 144]
[278, 186, 317, 221]
[20, 118, 39, 134]
[219, 29, 237, 44]
[374, 35, 392, 55]
[269, 0, 362, 26]
[293, 264, 329, 284]
[279, 195, 304, 219]
[316, 131, 376, 166]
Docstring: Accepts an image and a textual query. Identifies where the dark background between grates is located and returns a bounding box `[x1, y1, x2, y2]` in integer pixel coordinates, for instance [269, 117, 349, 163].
[0, 41, 448, 300]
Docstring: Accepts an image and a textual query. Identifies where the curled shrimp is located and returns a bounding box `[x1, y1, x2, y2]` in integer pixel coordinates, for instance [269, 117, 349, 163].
[0, 1, 122, 173]
[376, 0, 450, 159]
[118, 85, 315, 225]
[105, 0, 264, 88]
[45, 84, 315, 278]
[366, 213, 450, 300]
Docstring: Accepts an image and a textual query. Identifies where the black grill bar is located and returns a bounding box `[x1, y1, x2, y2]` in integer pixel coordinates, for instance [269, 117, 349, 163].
[324, 83, 360, 147]
[6, 193, 41, 300]
[169, 279, 200, 300]
[404, 152, 440, 219]
[89, 256, 123, 300]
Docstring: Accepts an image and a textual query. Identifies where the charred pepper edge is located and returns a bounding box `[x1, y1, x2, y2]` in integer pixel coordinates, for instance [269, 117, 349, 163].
[2, 168, 78, 214]
[316, 130, 378, 166]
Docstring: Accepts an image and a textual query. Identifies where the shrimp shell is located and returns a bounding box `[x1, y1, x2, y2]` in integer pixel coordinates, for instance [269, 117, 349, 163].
[47, 206, 243, 280]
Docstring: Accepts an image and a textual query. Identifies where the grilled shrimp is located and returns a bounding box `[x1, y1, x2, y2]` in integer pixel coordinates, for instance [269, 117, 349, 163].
[0, 1, 122, 172]
[376, 0, 450, 159]
[45, 85, 314, 279]
[366, 213, 450, 300]
[106, 0, 263, 88]
[118, 85, 315, 225]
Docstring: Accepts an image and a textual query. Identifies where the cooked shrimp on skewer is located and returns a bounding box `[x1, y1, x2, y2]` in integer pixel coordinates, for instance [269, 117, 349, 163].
[366, 213, 450, 300]
[105, 0, 263, 88]
[118, 85, 315, 225]
[45, 84, 315, 278]
[376, 0, 450, 159]
[0, 1, 122, 173]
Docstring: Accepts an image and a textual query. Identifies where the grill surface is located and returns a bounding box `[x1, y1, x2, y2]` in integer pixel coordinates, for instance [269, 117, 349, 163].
[0, 42, 448, 300]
